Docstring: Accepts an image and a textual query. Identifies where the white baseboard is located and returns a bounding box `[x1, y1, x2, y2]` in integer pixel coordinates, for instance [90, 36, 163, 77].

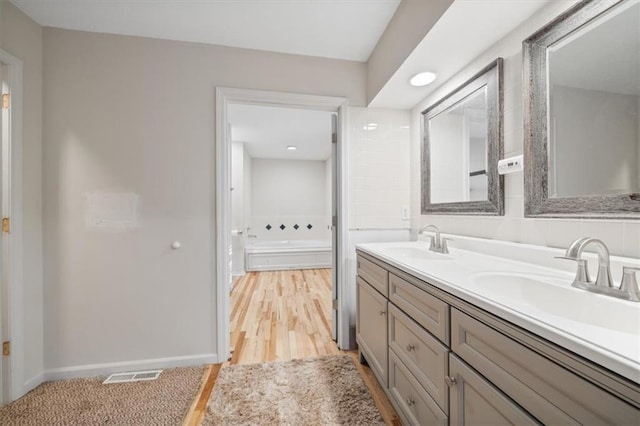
[44, 353, 218, 381]
[23, 372, 45, 395]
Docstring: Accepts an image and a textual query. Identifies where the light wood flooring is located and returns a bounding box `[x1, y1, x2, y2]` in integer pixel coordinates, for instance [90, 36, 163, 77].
[230, 268, 340, 363]
[184, 269, 400, 425]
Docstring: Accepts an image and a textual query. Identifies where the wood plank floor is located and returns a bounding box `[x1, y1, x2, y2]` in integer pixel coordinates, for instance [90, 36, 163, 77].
[184, 269, 400, 425]
[230, 269, 340, 363]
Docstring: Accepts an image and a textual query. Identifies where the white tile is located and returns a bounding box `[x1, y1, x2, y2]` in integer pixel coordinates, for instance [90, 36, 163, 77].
[504, 172, 523, 197]
[520, 219, 548, 246]
[622, 222, 640, 259]
[581, 220, 625, 256]
[504, 195, 524, 219]
[543, 219, 583, 249]
[496, 219, 522, 242]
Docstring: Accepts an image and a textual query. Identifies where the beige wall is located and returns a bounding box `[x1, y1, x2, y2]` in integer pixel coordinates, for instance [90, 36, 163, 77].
[411, 0, 640, 259]
[366, 0, 453, 104]
[0, 1, 44, 392]
[42, 28, 366, 372]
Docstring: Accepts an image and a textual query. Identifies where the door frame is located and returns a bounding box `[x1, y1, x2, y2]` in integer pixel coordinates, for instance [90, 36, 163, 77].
[215, 87, 350, 361]
[0, 49, 25, 402]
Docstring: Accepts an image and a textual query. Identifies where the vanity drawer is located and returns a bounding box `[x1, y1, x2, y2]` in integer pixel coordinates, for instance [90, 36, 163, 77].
[451, 308, 640, 425]
[357, 255, 388, 297]
[388, 303, 449, 414]
[449, 354, 539, 426]
[389, 350, 447, 426]
[389, 273, 449, 344]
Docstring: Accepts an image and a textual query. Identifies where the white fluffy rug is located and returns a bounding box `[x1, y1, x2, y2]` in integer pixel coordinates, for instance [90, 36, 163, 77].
[204, 354, 385, 425]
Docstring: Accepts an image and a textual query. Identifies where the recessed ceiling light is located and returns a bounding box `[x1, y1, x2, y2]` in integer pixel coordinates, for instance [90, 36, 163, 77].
[363, 123, 378, 131]
[287, 146, 297, 150]
[410, 72, 437, 87]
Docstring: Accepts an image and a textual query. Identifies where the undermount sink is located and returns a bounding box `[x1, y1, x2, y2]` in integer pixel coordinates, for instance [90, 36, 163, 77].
[469, 272, 640, 334]
[383, 246, 454, 260]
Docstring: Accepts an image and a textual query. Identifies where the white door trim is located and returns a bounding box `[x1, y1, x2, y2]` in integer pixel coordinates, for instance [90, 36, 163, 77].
[215, 88, 350, 361]
[0, 49, 25, 402]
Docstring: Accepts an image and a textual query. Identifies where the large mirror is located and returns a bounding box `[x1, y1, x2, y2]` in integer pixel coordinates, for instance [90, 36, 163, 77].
[524, 0, 640, 218]
[422, 58, 504, 215]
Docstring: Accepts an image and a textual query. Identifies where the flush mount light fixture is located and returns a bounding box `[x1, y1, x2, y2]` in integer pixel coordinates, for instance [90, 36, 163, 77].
[287, 146, 297, 150]
[363, 122, 378, 131]
[410, 71, 437, 87]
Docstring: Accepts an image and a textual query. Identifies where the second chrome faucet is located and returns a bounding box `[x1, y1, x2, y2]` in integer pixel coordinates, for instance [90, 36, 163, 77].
[557, 237, 640, 302]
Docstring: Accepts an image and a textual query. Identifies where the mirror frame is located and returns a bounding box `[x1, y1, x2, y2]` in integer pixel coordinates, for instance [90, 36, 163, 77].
[421, 58, 504, 215]
[523, 0, 640, 219]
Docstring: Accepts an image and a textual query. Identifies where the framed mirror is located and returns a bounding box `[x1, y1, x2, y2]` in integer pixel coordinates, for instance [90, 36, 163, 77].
[524, 0, 640, 218]
[421, 58, 504, 215]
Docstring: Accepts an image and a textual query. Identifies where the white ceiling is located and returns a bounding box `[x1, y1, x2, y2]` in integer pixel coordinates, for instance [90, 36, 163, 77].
[229, 104, 333, 161]
[370, 0, 556, 109]
[10, 0, 400, 62]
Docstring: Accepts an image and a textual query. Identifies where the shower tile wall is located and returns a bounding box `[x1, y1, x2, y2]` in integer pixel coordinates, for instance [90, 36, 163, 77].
[250, 158, 331, 241]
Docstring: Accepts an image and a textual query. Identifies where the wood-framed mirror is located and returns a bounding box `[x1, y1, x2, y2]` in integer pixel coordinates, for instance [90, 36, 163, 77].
[421, 58, 504, 215]
[524, 0, 640, 219]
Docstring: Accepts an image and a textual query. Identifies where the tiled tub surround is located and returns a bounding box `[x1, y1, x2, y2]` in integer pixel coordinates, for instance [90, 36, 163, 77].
[356, 235, 639, 423]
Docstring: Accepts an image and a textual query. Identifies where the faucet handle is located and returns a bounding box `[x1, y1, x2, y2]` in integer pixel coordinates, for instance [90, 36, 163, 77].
[620, 267, 640, 302]
[441, 238, 452, 254]
[555, 256, 591, 285]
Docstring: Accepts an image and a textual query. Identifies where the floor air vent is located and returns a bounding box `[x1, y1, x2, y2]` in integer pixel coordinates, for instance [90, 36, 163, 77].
[103, 370, 162, 384]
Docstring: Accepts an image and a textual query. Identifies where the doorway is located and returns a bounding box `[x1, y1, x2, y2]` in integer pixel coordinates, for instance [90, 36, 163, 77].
[227, 103, 336, 363]
[215, 88, 349, 363]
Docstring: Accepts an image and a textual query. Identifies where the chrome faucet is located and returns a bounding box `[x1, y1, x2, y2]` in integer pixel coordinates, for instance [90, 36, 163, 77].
[418, 225, 450, 254]
[557, 237, 640, 302]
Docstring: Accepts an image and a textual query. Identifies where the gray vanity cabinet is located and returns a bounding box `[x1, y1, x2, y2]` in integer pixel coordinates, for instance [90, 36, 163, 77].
[355, 250, 640, 426]
[356, 276, 388, 387]
[451, 308, 640, 425]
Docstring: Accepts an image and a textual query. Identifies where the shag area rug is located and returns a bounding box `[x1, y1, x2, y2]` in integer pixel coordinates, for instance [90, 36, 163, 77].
[204, 354, 385, 425]
[0, 366, 204, 425]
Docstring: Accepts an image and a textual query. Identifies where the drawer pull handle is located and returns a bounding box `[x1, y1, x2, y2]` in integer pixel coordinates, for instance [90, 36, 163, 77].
[406, 396, 415, 406]
[406, 344, 416, 352]
[445, 376, 457, 388]
[379, 310, 386, 316]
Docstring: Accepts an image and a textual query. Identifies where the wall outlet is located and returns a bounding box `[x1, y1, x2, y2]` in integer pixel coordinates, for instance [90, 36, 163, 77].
[401, 205, 410, 221]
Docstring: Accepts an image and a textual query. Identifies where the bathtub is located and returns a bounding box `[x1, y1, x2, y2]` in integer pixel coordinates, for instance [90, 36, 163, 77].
[245, 239, 332, 271]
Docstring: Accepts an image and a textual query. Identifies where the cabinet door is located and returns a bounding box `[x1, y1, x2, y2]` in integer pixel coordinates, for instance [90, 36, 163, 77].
[356, 277, 388, 386]
[449, 354, 539, 426]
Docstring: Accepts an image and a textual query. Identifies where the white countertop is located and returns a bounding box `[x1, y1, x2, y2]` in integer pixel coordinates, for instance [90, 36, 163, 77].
[356, 237, 640, 384]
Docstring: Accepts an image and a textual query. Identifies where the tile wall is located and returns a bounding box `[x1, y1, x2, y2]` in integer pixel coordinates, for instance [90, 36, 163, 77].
[349, 107, 411, 229]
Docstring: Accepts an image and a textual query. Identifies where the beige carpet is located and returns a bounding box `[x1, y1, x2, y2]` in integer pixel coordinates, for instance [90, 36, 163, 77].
[0, 366, 204, 425]
[204, 354, 385, 425]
